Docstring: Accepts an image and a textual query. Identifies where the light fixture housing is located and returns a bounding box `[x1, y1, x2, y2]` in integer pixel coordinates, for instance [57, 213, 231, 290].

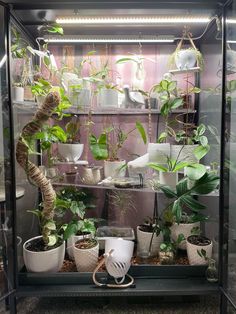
[56, 15, 211, 25]
[44, 35, 175, 43]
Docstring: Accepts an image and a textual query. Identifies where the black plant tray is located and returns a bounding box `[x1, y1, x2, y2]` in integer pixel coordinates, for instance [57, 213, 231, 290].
[18, 264, 207, 286]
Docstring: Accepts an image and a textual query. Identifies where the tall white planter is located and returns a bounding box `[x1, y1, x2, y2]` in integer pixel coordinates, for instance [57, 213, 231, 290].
[23, 236, 65, 272]
[99, 89, 118, 107]
[171, 145, 198, 163]
[148, 143, 170, 163]
[171, 222, 200, 250]
[12, 86, 24, 102]
[73, 241, 99, 272]
[175, 49, 197, 70]
[137, 226, 163, 257]
[104, 160, 126, 178]
[58, 143, 84, 162]
[187, 236, 212, 265]
[159, 171, 178, 189]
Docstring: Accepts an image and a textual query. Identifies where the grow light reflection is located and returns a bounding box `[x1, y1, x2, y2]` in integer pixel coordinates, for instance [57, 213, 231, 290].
[56, 16, 211, 25]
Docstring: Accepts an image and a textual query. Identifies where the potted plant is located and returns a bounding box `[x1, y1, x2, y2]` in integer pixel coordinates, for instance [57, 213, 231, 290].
[16, 91, 66, 273]
[137, 217, 163, 258]
[57, 116, 84, 162]
[187, 234, 213, 265]
[31, 78, 52, 106]
[159, 233, 185, 265]
[12, 82, 24, 102]
[89, 121, 146, 178]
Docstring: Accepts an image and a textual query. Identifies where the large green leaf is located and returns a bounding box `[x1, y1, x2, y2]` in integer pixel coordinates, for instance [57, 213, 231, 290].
[170, 98, 183, 109]
[180, 195, 206, 211]
[136, 121, 147, 144]
[159, 185, 177, 198]
[63, 222, 78, 240]
[194, 144, 210, 160]
[185, 163, 206, 180]
[191, 172, 219, 195]
[89, 134, 108, 160]
[172, 199, 182, 223]
[176, 178, 188, 196]
[173, 161, 189, 172]
[148, 163, 168, 172]
[167, 81, 177, 91]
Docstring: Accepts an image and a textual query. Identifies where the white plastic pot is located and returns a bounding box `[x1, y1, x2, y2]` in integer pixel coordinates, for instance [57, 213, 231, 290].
[99, 89, 118, 107]
[187, 236, 212, 265]
[175, 49, 197, 70]
[58, 143, 84, 162]
[137, 226, 163, 257]
[80, 166, 102, 185]
[104, 160, 126, 178]
[73, 240, 99, 272]
[159, 171, 178, 189]
[171, 222, 200, 250]
[171, 145, 198, 163]
[12, 86, 24, 102]
[23, 236, 65, 273]
[67, 233, 91, 260]
[148, 143, 170, 163]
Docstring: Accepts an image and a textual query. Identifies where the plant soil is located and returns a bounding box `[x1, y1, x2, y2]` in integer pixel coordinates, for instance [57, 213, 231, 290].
[75, 238, 97, 250]
[139, 224, 155, 233]
[187, 235, 211, 246]
[25, 237, 63, 252]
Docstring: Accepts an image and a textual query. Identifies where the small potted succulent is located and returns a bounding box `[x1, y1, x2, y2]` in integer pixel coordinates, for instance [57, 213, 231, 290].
[12, 81, 24, 102]
[89, 121, 146, 178]
[57, 116, 84, 162]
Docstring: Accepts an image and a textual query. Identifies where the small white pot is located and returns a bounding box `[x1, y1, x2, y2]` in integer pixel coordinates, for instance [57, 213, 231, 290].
[171, 222, 200, 250]
[58, 143, 84, 162]
[67, 234, 91, 260]
[171, 145, 198, 163]
[137, 226, 163, 257]
[104, 160, 126, 178]
[159, 171, 178, 189]
[99, 89, 118, 107]
[175, 49, 197, 70]
[73, 240, 99, 272]
[148, 143, 170, 163]
[187, 236, 212, 265]
[23, 236, 65, 272]
[12, 86, 24, 102]
[80, 166, 102, 184]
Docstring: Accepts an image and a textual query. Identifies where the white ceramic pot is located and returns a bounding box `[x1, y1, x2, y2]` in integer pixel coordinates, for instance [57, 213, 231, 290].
[23, 236, 65, 272]
[73, 240, 99, 272]
[104, 160, 126, 178]
[137, 226, 163, 257]
[67, 233, 91, 260]
[99, 89, 118, 107]
[58, 143, 84, 162]
[187, 236, 212, 265]
[159, 171, 178, 189]
[175, 49, 197, 70]
[12, 86, 24, 102]
[105, 238, 134, 279]
[80, 166, 102, 184]
[148, 143, 170, 163]
[171, 145, 198, 163]
[171, 222, 200, 250]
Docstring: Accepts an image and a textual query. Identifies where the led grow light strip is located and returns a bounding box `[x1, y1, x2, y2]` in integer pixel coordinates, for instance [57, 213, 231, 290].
[44, 35, 175, 43]
[56, 16, 211, 25]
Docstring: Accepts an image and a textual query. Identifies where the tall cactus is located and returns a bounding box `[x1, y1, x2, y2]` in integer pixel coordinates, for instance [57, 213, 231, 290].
[16, 92, 60, 245]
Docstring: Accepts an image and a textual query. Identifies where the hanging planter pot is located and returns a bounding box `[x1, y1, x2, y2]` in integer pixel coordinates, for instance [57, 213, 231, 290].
[12, 86, 24, 102]
[104, 159, 126, 178]
[148, 143, 171, 163]
[175, 49, 197, 70]
[58, 143, 84, 162]
[159, 171, 178, 189]
[137, 225, 163, 257]
[171, 145, 198, 163]
[171, 221, 200, 250]
[73, 238, 99, 272]
[23, 236, 65, 273]
[187, 235, 212, 265]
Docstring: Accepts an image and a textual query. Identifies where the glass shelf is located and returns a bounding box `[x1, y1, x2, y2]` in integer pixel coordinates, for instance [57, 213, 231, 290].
[13, 102, 196, 115]
[169, 67, 200, 74]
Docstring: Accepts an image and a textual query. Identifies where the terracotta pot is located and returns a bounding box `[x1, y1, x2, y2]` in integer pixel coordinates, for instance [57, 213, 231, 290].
[23, 236, 65, 272]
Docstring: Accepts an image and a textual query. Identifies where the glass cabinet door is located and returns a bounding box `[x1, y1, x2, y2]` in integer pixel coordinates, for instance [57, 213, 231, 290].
[221, 1, 236, 312]
[0, 4, 17, 312]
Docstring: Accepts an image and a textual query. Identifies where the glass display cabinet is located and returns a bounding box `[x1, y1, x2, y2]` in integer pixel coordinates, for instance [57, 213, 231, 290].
[0, 0, 235, 313]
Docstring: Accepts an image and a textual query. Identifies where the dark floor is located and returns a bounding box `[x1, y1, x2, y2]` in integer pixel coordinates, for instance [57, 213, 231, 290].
[0, 296, 221, 314]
